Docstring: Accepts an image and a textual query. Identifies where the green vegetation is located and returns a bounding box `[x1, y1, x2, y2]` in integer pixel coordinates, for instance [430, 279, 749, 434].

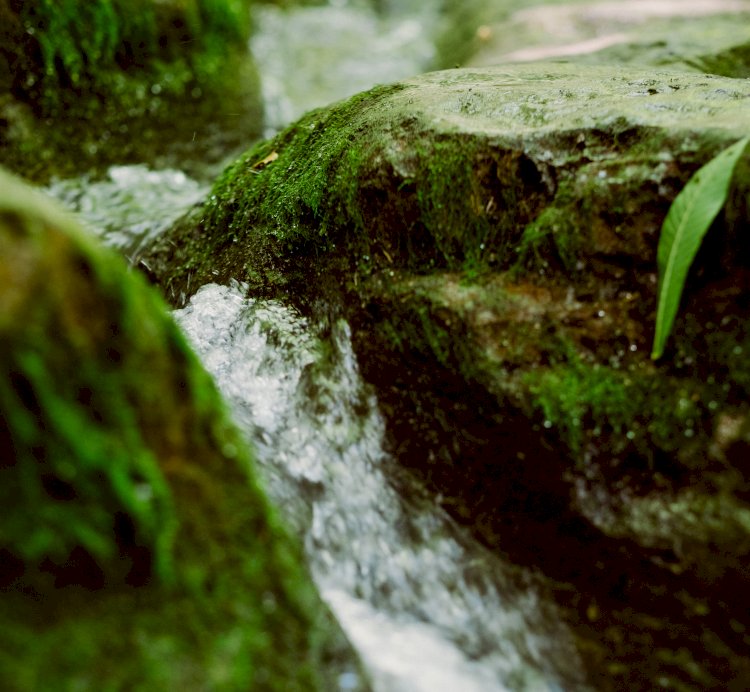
[144, 84, 408, 302]
[0, 168, 176, 581]
[416, 137, 496, 268]
[652, 136, 750, 359]
[15, 0, 250, 116]
[200, 84, 409, 257]
[688, 40, 750, 78]
[146, 86, 554, 305]
[0, 168, 362, 690]
[525, 357, 640, 453]
[0, 0, 259, 180]
[514, 199, 582, 276]
[202, 95, 528, 270]
[523, 351, 712, 463]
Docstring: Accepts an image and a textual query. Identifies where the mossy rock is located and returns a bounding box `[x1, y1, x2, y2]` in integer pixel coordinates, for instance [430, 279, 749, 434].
[0, 167, 366, 690]
[143, 61, 750, 299]
[0, 0, 261, 182]
[142, 61, 750, 688]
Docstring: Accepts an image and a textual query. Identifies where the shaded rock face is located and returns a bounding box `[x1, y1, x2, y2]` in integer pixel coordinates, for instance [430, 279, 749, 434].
[0, 0, 261, 182]
[0, 168, 365, 690]
[144, 59, 750, 689]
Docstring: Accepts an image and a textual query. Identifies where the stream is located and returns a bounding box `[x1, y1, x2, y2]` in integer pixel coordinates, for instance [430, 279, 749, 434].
[250, 0, 438, 135]
[45, 1, 588, 689]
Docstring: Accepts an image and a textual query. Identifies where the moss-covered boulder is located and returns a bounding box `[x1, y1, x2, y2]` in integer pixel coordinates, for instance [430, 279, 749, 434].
[0, 0, 261, 181]
[0, 167, 366, 690]
[142, 60, 750, 688]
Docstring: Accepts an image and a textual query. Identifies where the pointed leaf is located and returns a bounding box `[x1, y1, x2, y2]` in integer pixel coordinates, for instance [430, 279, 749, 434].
[652, 136, 749, 359]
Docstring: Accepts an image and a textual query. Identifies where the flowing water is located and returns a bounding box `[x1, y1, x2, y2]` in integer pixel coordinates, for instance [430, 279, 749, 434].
[47, 165, 208, 261]
[45, 1, 590, 689]
[250, 0, 438, 136]
[172, 283, 582, 691]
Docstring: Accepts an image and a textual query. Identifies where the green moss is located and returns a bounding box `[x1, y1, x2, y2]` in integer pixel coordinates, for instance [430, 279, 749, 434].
[147, 86, 556, 306]
[0, 0, 259, 181]
[17, 0, 250, 116]
[376, 291, 470, 373]
[514, 203, 583, 276]
[203, 85, 401, 246]
[525, 354, 645, 454]
[416, 137, 490, 266]
[523, 346, 719, 469]
[358, 266, 728, 474]
[0, 181, 179, 579]
[0, 168, 364, 690]
[145, 85, 406, 302]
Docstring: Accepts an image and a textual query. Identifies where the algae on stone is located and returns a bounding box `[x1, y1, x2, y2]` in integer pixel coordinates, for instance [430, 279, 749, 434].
[0, 167, 365, 690]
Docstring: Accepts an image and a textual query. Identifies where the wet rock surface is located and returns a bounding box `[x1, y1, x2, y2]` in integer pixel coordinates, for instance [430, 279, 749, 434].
[144, 53, 750, 688]
[0, 168, 367, 690]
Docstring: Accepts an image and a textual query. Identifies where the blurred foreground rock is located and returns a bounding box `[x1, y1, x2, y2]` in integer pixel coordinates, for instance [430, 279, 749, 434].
[0, 167, 366, 691]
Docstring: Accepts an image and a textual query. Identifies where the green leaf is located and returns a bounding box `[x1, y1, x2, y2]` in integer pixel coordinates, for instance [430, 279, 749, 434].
[652, 136, 750, 360]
